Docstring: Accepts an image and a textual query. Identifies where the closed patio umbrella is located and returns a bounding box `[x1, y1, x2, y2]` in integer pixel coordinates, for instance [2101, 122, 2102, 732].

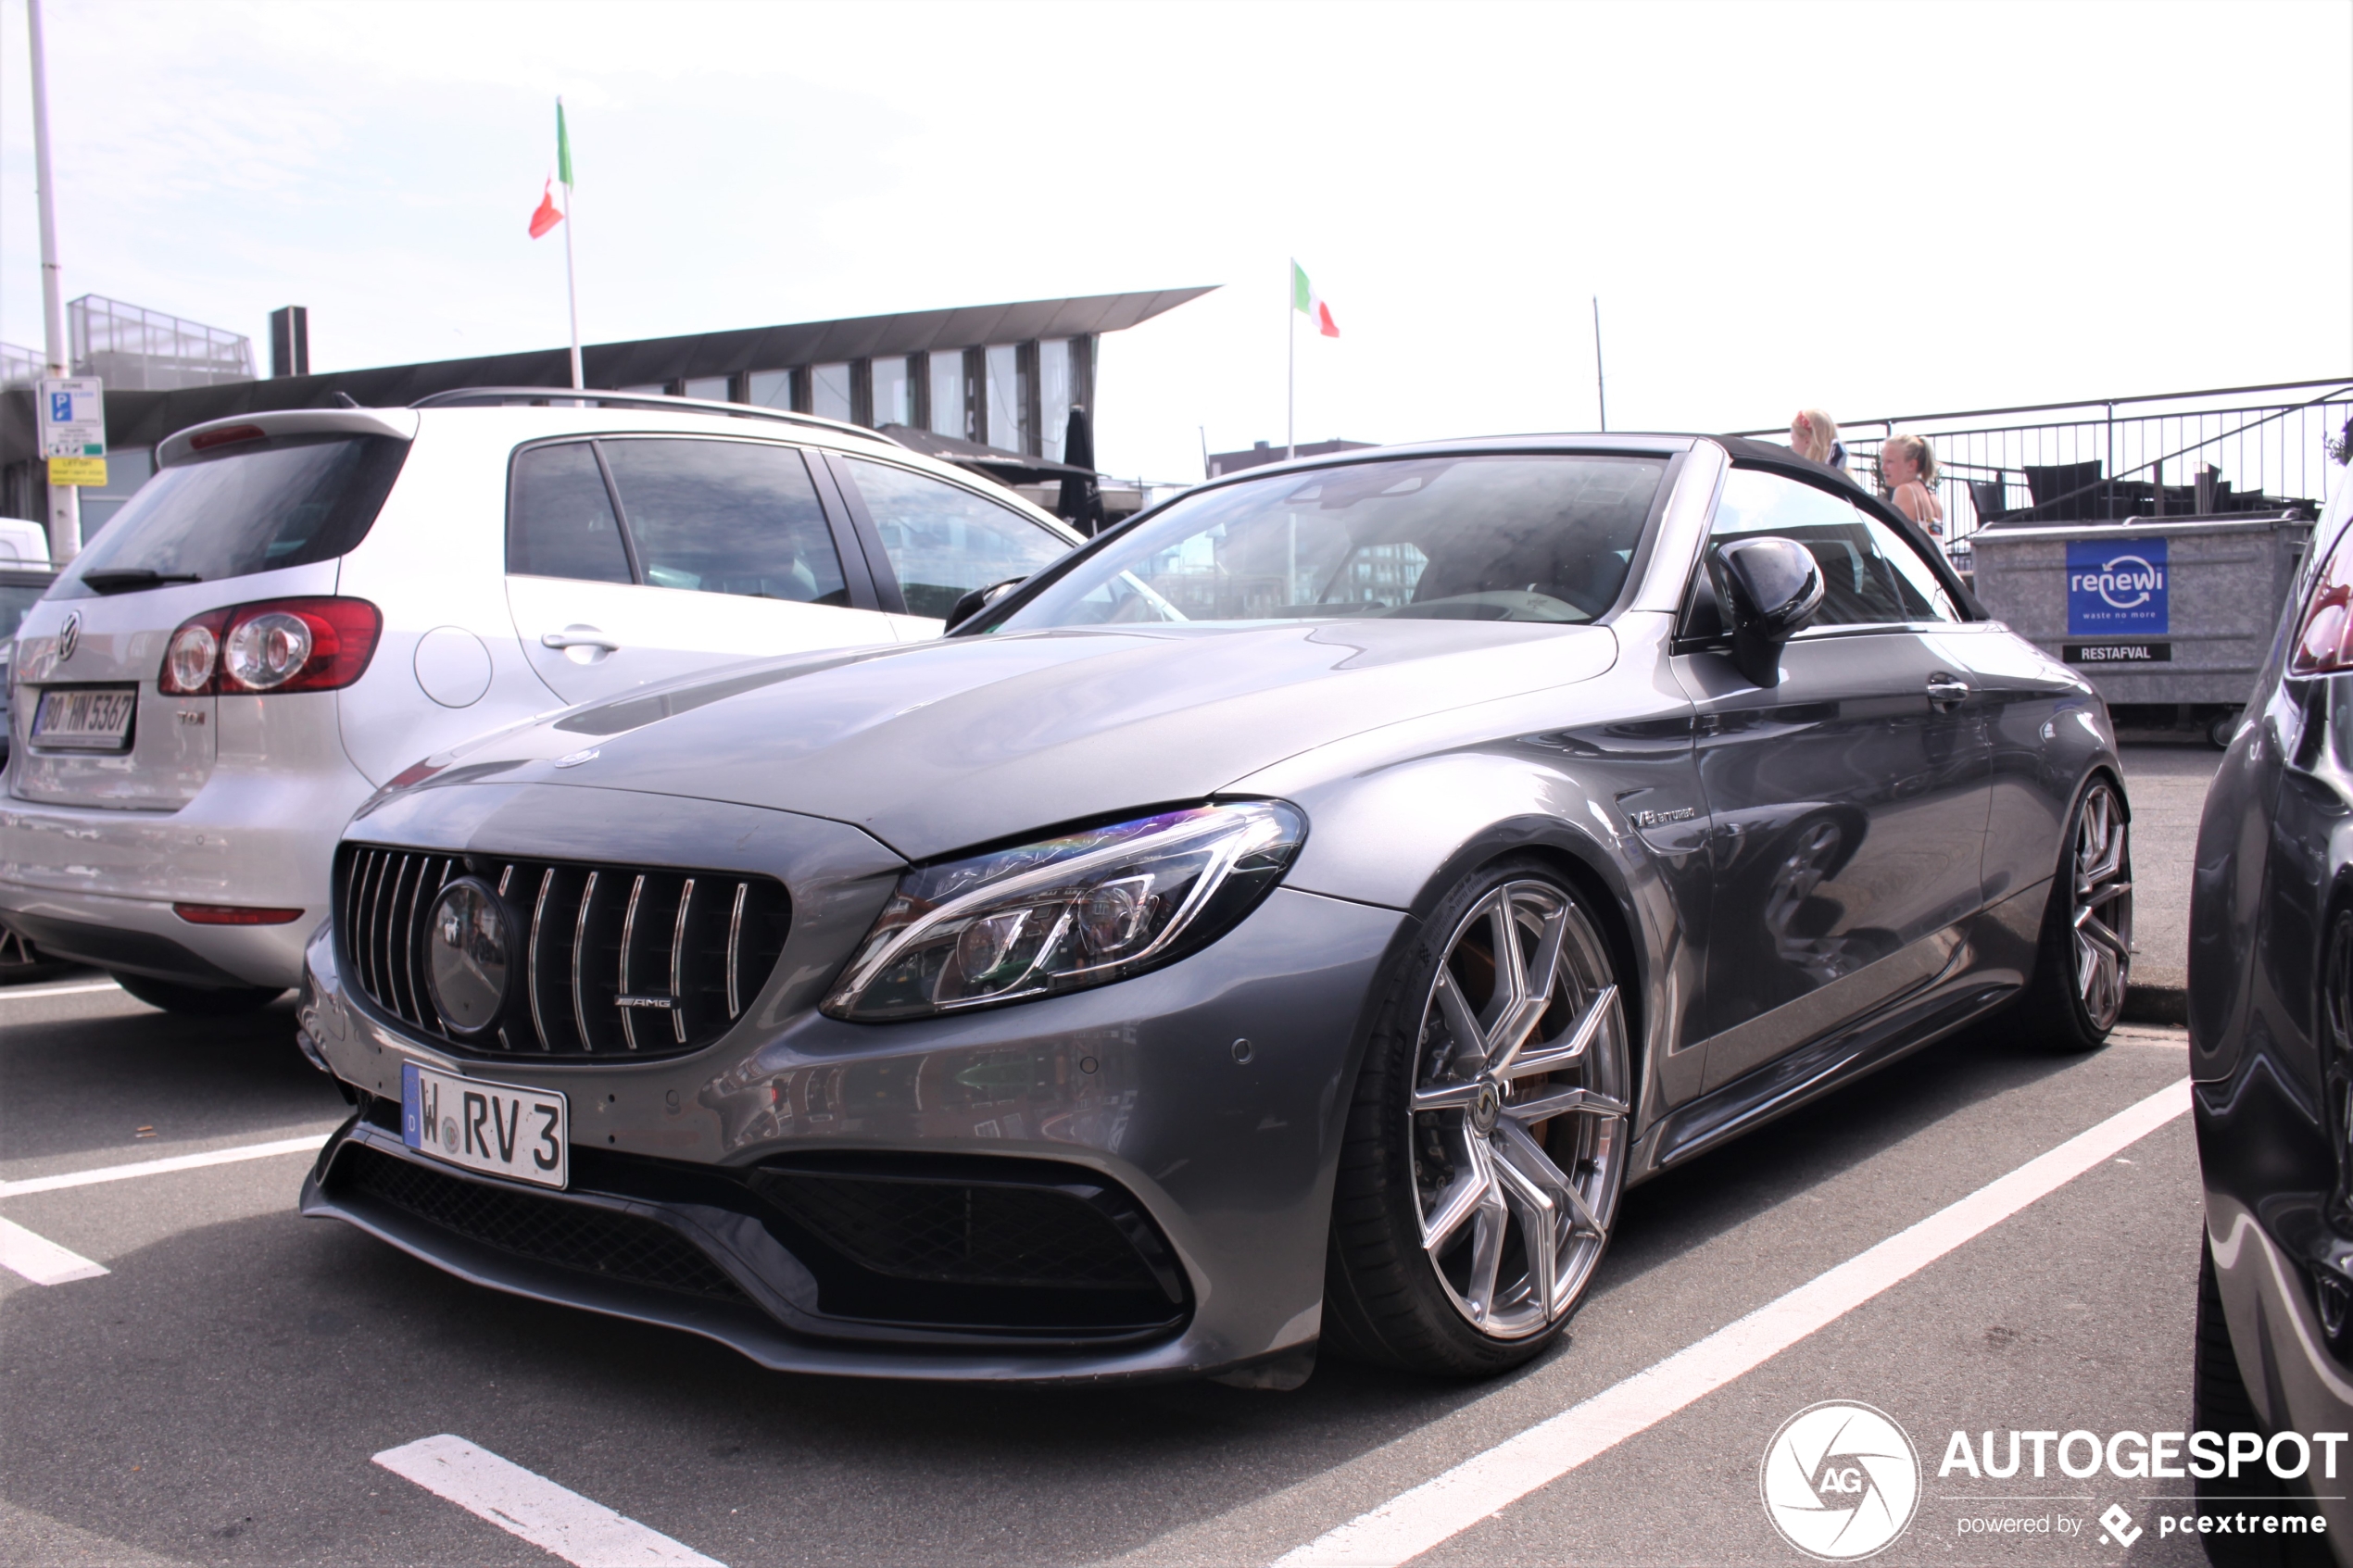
[1057, 406, 1105, 535]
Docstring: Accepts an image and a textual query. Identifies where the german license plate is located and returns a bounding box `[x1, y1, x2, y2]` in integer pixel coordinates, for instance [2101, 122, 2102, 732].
[401, 1061, 568, 1189]
[31, 686, 136, 750]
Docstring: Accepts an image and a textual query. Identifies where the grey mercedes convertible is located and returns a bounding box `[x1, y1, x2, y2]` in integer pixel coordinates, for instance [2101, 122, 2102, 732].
[295, 433, 2132, 1386]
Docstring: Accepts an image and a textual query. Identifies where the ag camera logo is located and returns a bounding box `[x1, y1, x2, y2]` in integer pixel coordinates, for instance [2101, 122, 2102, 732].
[1760, 1401, 1921, 1561]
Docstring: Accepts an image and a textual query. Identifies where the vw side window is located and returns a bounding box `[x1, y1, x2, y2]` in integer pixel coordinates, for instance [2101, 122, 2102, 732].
[508, 442, 632, 583]
[599, 439, 850, 607]
[842, 458, 1073, 620]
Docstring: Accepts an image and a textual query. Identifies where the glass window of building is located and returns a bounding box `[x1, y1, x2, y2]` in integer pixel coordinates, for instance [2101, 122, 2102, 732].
[870, 357, 912, 428]
[747, 370, 793, 409]
[812, 363, 852, 422]
[1038, 339, 1072, 462]
[985, 344, 1026, 454]
[928, 353, 964, 439]
[618, 383, 668, 395]
[682, 375, 730, 402]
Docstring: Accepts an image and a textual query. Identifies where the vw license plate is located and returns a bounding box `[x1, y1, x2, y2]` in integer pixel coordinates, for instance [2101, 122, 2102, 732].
[31, 686, 136, 750]
[401, 1061, 568, 1189]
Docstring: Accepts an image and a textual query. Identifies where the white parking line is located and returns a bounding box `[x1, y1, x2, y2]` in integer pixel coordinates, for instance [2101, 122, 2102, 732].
[1274, 1077, 2193, 1568]
[0, 1134, 328, 1199]
[0, 1215, 108, 1285]
[374, 1435, 724, 1567]
[0, 979, 120, 1001]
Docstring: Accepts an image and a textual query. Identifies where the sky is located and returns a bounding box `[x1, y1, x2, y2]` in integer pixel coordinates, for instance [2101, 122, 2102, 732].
[1, 0, 2347, 483]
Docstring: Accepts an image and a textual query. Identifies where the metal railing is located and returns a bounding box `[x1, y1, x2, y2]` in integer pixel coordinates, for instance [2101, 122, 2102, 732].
[1733, 377, 2353, 560]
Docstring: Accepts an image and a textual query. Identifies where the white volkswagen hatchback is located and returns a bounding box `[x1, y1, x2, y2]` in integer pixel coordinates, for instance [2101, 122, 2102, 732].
[1, 393, 1083, 1012]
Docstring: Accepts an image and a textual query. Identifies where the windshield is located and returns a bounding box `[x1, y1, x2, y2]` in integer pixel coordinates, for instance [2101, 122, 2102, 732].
[61, 434, 408, 596]
[994, 454, 1667, 631]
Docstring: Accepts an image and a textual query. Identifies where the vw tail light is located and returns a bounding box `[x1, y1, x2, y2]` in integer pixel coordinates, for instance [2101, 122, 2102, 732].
[158, 597, 382, 696]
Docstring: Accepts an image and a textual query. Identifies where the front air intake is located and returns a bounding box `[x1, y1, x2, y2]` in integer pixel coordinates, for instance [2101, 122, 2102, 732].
[336, 844, 788, 1060]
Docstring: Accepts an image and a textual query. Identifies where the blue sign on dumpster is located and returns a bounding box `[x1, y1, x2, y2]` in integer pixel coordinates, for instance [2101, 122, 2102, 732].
[2067, 539, 2169, 635]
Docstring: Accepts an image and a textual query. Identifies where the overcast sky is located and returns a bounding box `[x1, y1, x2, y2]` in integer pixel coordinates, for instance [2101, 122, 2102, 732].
[2, 0, 2347, 482]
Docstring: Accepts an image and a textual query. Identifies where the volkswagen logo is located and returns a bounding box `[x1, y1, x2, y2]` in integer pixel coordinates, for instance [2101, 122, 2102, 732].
[56, 611, 79, 663]
[1759, 1401, 1919, 1561]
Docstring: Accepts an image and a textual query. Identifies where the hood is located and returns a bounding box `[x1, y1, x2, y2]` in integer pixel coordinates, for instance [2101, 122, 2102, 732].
[416, 620, 1618, 861]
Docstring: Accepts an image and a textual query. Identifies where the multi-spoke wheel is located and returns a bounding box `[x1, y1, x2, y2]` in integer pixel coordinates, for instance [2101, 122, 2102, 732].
[1325, 860, 1631, 1374]
[2024, 778, 2133, 1051]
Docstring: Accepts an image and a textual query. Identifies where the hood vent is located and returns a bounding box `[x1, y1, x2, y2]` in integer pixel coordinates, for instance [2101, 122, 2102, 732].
[336, 844, 788, 1060]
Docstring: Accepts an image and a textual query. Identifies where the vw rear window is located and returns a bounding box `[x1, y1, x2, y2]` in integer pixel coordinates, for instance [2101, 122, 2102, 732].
[59, 434, 408, 597]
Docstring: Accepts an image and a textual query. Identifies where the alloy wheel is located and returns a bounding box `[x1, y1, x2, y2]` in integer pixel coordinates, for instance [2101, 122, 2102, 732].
[1408, 879, 1629, 1339]
[2070, 784, 2133, 1032]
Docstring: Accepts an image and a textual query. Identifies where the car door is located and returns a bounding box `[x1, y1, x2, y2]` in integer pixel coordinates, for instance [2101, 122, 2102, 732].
[1671, 466, 1991, 1092]
[826, 455, 1081, 637]
[505, 437, 891, 706]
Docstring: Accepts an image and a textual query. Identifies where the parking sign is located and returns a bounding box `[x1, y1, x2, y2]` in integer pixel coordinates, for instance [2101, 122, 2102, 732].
[36, 377, 105, 462]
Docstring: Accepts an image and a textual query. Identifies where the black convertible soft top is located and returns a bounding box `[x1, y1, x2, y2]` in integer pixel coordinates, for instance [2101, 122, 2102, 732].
[1712, 434, 1988, 621]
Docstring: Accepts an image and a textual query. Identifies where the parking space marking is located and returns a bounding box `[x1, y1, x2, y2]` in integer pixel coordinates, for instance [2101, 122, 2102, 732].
[0, 1215, 108, 1286]
[1272, 1076, 2192, 1568]
[373, 1436, 724, 1567]
[0, 1134, 327, 1199]
[0, 979, 120, 1002]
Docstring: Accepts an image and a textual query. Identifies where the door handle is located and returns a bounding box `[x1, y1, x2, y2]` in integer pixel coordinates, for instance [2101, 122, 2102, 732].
[541, 631, 620, 653]
[1925, 673, 1970, 709]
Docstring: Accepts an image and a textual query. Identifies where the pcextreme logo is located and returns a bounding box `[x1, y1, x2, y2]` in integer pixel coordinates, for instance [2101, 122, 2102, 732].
[1760, 1401, 1922, 1561]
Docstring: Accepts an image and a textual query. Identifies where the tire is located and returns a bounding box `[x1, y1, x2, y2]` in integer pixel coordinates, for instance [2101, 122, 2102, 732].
[2021, 777, 2132, 1052]
[2194, 1239, 2329, 1565]
[109, 971, 283, 1016]
[2209, 709, 2240, 751]
[1324, 859, 1632, 1376]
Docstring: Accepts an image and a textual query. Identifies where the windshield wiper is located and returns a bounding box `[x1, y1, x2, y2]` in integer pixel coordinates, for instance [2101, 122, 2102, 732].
[80, 569, 203, 595]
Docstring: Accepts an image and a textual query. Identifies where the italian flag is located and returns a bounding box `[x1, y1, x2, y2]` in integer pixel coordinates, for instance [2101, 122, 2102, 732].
[1293, 261, 1340, 337]
[527, 103, 575, 238]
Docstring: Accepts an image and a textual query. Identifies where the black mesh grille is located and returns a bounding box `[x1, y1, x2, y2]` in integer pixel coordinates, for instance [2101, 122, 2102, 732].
[335, 1142, 747, 1302]
[757, 1170, 1163, 1293]
[336, 844, 788, 1061]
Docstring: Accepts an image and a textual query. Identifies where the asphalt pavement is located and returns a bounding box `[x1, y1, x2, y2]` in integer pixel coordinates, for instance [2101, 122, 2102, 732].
[0, 966, 2207, 1567]
[2115, 743, 2223, 1012]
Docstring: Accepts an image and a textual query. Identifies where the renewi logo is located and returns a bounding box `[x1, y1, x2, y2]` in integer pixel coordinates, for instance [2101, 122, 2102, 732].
[2066, 538, 2170, 636]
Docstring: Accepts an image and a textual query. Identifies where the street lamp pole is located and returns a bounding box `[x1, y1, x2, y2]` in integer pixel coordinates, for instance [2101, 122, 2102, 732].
[27, 0, 79, 562]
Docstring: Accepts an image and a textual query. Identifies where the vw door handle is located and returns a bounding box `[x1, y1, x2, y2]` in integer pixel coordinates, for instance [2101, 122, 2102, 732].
[541, 630, 620, 653]
[1925, 673, 1970, 709]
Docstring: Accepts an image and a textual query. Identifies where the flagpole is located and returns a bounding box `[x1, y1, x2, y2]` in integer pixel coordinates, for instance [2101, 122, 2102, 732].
[1286, 258, 1295, 462]
[1592, 295, 1606, 433]
[560, 96, 583, 392]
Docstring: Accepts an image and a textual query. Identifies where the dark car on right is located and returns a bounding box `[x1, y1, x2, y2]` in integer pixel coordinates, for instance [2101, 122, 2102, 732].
[2191, 470, 2353, 1561]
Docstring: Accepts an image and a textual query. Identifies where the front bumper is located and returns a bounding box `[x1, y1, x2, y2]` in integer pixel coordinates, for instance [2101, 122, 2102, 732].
[299, 860, 1404, 1383]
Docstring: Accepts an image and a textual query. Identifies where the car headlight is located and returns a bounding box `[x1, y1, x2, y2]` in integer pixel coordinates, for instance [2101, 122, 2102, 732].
[823, 800, 1308, 1022]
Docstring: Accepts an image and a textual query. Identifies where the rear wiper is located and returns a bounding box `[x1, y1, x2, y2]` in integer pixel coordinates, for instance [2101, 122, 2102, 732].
[80, 569, 203, 595]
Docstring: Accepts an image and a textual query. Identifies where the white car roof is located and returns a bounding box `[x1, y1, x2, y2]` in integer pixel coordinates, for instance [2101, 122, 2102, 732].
[157, 403, 1080, 538]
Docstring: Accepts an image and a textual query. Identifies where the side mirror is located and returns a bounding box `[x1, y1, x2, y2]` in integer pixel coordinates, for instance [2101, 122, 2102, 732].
[1708, 537, 1823, 687]
[945, 576, 1026, 633]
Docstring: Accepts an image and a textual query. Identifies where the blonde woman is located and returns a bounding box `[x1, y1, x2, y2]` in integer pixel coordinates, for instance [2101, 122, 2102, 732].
[1881, 433, 1945, 538]
[1790, 409, 1846, 471]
